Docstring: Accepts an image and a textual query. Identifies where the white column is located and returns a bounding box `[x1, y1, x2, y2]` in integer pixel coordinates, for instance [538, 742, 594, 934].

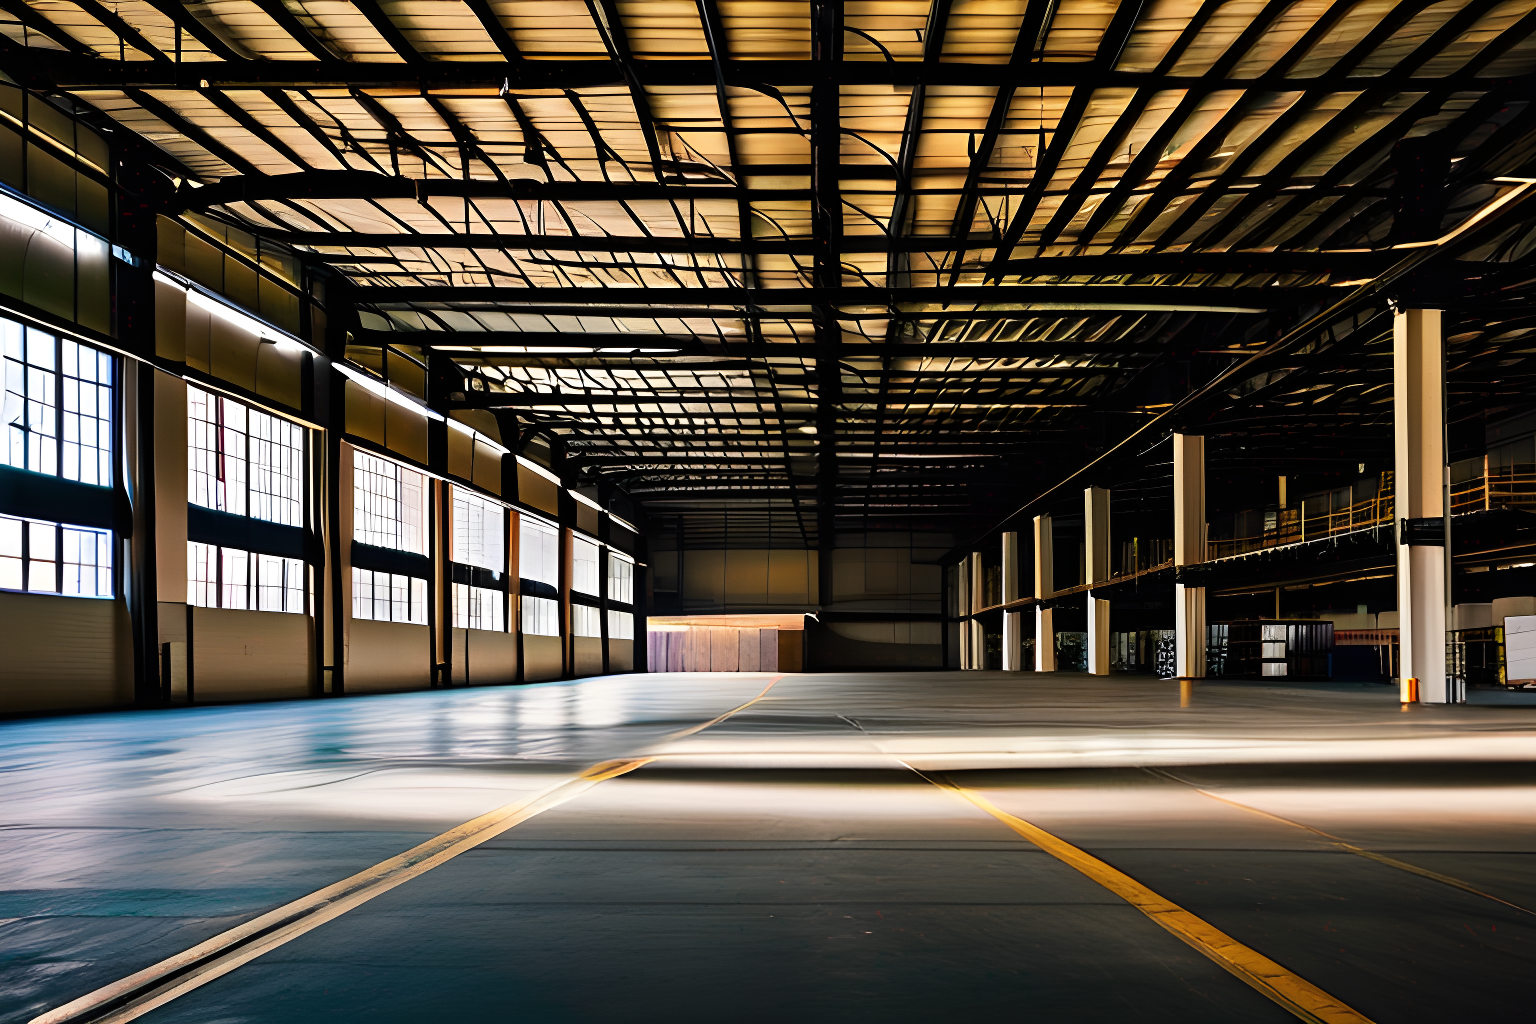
[1034, 514, 1056, 671]
[1173, 433, 1207, 679]
[1395, 308, 1449, 702]
[1002, 531, 1023, 670]
[969, 551, 986, 670]
[957, 557, 972, 670]
[1085, 486, 1111, 675]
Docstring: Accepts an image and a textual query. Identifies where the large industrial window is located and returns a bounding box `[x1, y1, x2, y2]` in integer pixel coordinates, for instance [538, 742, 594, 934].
[607, 551, 634, 605]
[352, 568, 428, 624]
[0, 514, 111, 596]
[2, 318, 113, 486]
[522, 595, 559, 636]
[452, 487, 504, 571]
[608, 610, 634, 640]
[452, 583, 505, 631]
[571, 534, 599, 597]
[354, 451, 425, 554]
[186, 541, 304, 612]
[187, 386, 304, 526]
[519, 513, 559, 588]
[572, 603, 602, 638]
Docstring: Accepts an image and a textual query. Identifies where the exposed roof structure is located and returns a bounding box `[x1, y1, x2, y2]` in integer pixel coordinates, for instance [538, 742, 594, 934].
[7, 0, 1536, 548]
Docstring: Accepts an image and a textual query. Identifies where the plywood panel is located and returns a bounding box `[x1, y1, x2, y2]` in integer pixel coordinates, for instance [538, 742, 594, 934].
[193, 607, 311, 702]
[710, 628, 738, 671]
[607, 638, 633, 672]
[347, 619, 429, 693]
[760, 628, 778, 671]
[739, 628, 760, 671]
[0, 593, 132, 712]
[523, 634, 562, 682]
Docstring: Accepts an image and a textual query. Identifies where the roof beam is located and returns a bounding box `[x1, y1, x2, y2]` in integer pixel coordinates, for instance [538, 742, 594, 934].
[352, 283, 1291, 309]
[35, 56, 1518, 92]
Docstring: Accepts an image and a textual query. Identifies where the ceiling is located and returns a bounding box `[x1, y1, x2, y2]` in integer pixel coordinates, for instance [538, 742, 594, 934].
[6, 0, 1536, 547]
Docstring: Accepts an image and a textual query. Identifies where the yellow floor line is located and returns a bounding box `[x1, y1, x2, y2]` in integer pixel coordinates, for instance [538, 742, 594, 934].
[1143, 767, 1534, 917]
[30, 758, 652, 1024]
[664, 673, 784, 740]
[37, 675, 789, 1024]
[913, 768, 1377, 1024]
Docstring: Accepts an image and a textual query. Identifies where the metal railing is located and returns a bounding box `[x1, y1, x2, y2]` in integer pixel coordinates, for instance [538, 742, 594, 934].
[1206, 473, 1395, 561]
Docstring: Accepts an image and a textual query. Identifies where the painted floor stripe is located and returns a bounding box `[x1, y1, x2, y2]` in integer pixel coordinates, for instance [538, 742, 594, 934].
[34, 675, 786, 1024]
[916, 769, 1377, 1024]
[1143, 767, 1535, 916]
[664, 673, 784, 740]
[29, 758, 652, 1024]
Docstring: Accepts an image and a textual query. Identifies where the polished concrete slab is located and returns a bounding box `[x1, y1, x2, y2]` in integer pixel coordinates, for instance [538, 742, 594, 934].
[1, 672, 1532, 1022]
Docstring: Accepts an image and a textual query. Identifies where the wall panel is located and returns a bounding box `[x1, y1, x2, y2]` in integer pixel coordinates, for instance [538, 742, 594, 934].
[192, 607, 311, 702]
[523, 634, 562, 682]
[347, 619, 429, 693]
[0, 594, 132, 712]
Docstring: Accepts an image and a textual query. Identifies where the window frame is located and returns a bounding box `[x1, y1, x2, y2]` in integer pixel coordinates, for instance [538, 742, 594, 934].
[187, 540, 305, 613]
[3, 319, 115, 488]
[0, 513, 113, 597]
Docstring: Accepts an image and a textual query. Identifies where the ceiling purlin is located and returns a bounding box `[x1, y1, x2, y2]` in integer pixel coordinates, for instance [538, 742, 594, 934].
[244, 0, 336, 60]
[6, 2, 1535, 536]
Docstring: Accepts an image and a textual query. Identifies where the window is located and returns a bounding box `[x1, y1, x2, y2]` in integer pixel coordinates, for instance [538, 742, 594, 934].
[607, 609, 633, 640]
[521, 595, 559, 636]
[519, 514, 559, 588]
[188, 386, 304, 526]
[452, 582, 505, 631]
[354, 451, 425, 554]
[452, 487, 505, 571]
[352, 568, 427, 624]
[2, 318, 113, 486]
[571, 534, 599, 597]
[0, 514, 112, 596]
[187, 541, 304, 612]
[607, 551, 634, 605]
[572, 603, 602, 638]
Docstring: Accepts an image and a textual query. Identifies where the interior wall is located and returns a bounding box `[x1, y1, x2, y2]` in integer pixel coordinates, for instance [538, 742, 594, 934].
[457, 628, 518, 686]
[647, 628, 779, 672]
[347, 620, 430, 693]
[523, 634, 562, 682]
[0, 593, 133, 712]
[191, 607, 311, 702]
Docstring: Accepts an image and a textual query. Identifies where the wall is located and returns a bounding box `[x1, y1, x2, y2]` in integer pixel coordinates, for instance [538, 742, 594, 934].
[347, 620, 430, 693]
[523, 634, 563, 682]
[191, 608, 311, 702]
[647, 628, 780, 672]
[452, 628, 518, 686]
[0, 594, 133, 713]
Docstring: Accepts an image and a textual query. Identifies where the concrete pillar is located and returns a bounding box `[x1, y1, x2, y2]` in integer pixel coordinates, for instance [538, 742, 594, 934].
[968, 551, 986, 669]
[1395, 308, 1450, 702]
[1034, 514, 1056, 671]
[1173, 433, 1207, 679]
[1002, 531, 1023, 670]
[1085, 486, 1111, 675]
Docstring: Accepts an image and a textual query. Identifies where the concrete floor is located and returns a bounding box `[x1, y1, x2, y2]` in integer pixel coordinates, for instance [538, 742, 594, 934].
[2, 672, 1534, 1023]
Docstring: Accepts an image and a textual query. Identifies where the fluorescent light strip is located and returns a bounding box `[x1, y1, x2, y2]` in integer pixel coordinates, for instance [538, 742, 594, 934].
[0, 190, 78, 247]
[154, 270, 306, 354]
[334, 363, 444, 421]
[515, 454, 562, 485]
[570, 490, 602, 512]
[609, 514, 638, 534]
[446, 417, 511, 454]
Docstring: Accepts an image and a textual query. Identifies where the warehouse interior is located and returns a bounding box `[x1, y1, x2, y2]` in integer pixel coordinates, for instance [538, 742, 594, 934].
[2, 2, 1536, 1022]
